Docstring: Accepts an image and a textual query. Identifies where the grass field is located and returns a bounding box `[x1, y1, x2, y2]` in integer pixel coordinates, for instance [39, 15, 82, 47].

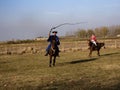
[0, 48, 120, 90]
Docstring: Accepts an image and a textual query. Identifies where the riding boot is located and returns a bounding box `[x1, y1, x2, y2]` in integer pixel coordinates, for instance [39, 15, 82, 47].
[56, 50, 60, 57]
[45, 51, 49, 56]
[95, 43, 97, 46]
[56, 47, 60, 57]
[57, 52, 60, 57]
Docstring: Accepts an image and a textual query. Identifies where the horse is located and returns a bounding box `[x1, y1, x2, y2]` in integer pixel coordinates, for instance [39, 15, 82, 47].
[48, 36, 59, 67]
[88, 40, 105, 57]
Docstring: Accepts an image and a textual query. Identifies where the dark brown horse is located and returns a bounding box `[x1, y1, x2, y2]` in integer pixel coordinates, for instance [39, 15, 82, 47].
[88, 40, 105, 57]
[48, 36, 59, 67]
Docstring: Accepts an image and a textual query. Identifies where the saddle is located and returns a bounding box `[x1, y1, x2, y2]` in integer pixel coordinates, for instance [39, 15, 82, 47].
[89, 41, 98, 49]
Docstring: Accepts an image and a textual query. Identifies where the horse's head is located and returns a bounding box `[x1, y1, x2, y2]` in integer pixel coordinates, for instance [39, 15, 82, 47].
[100, 42, 105, 49]
[51, 36, 57, 49]
[97, 42, 105, 49]
[50, 36, 58, 57]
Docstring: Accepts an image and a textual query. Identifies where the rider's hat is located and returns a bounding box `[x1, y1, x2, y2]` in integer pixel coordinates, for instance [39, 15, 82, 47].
[52, 31, 58, 33]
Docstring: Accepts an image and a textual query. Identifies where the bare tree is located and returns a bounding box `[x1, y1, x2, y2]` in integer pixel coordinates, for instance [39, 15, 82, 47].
[87, 29, 94, 38]
[100, 26, 109, 38]
[94, 28, 101, 37]
[76, 29, 87, 38]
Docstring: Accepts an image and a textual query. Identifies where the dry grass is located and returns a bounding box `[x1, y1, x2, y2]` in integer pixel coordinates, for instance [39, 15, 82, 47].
[0, 48, 120, 90]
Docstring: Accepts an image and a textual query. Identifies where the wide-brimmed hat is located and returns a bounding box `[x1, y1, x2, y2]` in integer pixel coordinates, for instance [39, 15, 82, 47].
[52, 31, 58, 33]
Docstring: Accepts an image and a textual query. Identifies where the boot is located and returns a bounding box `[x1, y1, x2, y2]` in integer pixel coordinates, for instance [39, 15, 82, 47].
[45, 51, 49, 56]
[56, 47, 60, 57]
[57, 52, 60, 57]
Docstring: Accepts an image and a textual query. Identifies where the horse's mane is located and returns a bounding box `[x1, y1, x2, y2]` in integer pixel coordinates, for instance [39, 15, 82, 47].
[51, 36, 56, 41]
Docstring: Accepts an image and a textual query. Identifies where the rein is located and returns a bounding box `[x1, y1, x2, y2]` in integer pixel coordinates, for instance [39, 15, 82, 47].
[51, 47, 55, 53]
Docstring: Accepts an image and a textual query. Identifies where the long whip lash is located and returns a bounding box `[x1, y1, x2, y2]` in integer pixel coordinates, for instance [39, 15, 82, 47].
[50, 22, 87, 33]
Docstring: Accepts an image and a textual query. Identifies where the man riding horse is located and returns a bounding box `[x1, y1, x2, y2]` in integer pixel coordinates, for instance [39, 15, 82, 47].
[88, 33, 105, 57]
[45, 31, 60, 57]
[90, 33, 97, 47]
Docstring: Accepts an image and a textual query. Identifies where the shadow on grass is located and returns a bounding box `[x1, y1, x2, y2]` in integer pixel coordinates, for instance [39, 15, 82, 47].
[101, 52, 120, 57]
[69, 52, 120, 65]
[58, 52, 120, 67]
[58, 58, 98, 67]
[70, 58, 98, 64]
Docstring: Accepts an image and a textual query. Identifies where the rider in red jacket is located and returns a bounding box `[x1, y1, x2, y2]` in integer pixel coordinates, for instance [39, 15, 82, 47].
[90, 34, 97, 46]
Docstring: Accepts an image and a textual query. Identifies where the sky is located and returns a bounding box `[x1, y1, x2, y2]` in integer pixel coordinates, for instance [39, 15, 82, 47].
[0, 0, 120, 41]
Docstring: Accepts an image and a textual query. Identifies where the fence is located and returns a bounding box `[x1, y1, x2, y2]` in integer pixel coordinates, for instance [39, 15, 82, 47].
[0, 39, 120, 55]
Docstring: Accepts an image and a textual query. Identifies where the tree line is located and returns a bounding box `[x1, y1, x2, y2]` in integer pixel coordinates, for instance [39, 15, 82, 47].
[74, 25, 120, 38]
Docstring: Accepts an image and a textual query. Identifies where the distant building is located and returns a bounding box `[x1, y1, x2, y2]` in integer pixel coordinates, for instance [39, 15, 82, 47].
[35, 37, 47, 41]
[117, 34, 120, 37]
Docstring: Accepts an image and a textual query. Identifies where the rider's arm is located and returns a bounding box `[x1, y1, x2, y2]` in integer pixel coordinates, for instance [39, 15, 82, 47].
[47, 32, 51, 42]
[48, 32, 51, 37]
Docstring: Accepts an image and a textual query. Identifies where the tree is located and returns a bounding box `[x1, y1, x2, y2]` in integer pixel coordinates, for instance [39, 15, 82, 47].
[87, 29, 94, 38]
[76, 29, 87, 38]
[100, 26, 109, 38]
[108, 25, 120, 37]
[94, 28, 101, 37]
[114, 26, 120, 36]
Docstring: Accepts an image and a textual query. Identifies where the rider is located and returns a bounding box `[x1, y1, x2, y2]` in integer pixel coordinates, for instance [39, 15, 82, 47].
[45, 31, 60, 56]
[90, 33, 97, 46]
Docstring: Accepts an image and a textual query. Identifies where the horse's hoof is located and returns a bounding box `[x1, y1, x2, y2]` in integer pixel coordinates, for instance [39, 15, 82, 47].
[49, 65, 51, 67]
[88, 55, 91, 58]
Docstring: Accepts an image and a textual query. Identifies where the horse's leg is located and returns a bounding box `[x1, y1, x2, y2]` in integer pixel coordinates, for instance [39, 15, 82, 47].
[89, 49, 92, 57]
[97, 50, 100, 56]
[53, 56, 56, 66]
[49, 55, 52, 67]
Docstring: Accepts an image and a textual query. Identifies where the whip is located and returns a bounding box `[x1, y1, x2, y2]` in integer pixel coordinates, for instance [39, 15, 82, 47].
[49, 22, 87, 33]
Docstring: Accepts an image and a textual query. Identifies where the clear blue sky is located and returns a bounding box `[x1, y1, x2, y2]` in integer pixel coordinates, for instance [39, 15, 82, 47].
[0, 0, 120, 41]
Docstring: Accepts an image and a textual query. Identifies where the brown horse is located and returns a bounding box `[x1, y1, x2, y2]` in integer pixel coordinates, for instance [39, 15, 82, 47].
[88, 40, 105, 57]
[48, 36, 59, 67]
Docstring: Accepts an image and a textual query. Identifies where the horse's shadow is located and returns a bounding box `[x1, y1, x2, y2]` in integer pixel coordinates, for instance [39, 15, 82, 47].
[69, 52, 120, 64]
[100, 52, 119, 57]
[57, 52, 120, 67]
[70, 58, 97, 64]
[58, 58, 98, 66]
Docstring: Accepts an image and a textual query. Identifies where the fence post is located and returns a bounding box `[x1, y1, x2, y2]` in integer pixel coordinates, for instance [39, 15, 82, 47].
[75, 41, 78, 48]
[61, 42, 65, 52]
[115, 40, 117, 48]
